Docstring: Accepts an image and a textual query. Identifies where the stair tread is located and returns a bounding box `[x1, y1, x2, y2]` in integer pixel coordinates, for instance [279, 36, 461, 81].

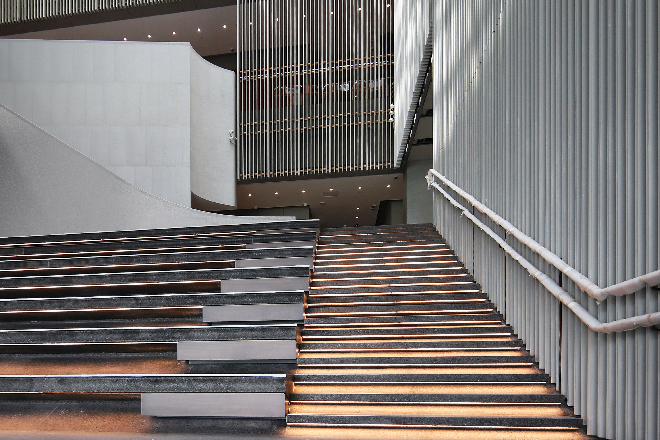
[288, 392, 565, 403]
[286, 414, 582, 428]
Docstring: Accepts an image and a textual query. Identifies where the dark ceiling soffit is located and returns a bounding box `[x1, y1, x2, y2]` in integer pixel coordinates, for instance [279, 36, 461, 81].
[0, 0, 236, 36]
[397, 28, 433, 169]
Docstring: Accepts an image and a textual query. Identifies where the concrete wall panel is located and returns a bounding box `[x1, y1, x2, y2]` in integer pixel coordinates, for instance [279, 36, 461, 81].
[0, 104, 287, 237]
[0, 39, 193, 207]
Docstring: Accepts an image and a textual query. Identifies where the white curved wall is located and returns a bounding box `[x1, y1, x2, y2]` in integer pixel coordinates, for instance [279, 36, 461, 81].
[0, 104, 285, 237]
[0, 38, 237, 209]
[190, 50, 235, 209]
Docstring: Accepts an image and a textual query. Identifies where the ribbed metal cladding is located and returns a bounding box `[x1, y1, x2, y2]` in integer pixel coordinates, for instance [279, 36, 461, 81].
[432, 1, 659, 440]
[393, 0, 431, 166]
[0, 0, 180, 25]
[237, 0, 394, 180]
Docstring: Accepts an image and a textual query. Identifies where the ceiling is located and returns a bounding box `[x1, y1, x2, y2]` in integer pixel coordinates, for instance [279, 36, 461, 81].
[237, 173, 404, 228]
[2, 6, 237, 57]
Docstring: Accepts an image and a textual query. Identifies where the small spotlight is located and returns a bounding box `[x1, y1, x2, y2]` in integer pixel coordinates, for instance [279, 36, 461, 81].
[147, 34, 152, 38]
[248, 194, 252, 197]
[358, 6, 362, 11]
[197, 28, 201, 32]
[330, 11, 334, 15]
[355, 216, 359, 219]
[123, 37, 127, 41]
[358, 186, 362, 190]
[223, 24, 227, 28]
[249, 22, 253, 25]
[357, 207, 360, 210]
[172, 31, 176, 35]
[387, 184, 391, 188]
[329, 188, 334, 191]
[275, 192, 279, 195]
[387, 3, 390, 7]
[302, 190, 306, 193]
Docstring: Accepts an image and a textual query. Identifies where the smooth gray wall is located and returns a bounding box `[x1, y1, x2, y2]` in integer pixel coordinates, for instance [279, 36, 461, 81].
[404, 158, 432, 224]
[0, 38, 193, 206]
[0, 104, 286, 237]
[431, 2, 659, 439]
[0, 38, 238, 209]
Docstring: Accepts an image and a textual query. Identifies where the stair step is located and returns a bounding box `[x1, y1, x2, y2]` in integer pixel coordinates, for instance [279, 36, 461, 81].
[286, 414, 582, 428]
[0, 220, 319, 247]
[0, 373, 285, 393]
[292, 373, 550, 383]
[304, 314, 504, 326]
[0, 265, 310, 291]
[306, 293, 488, 305]
[310, 283, 481, 295]
[306, 303, 494, 315]
[317, 236, 445, 244]
[0, 324, 298, 346]
[313, 268, 470, 279]
[311, 275, 475, 288]
[297, 355, 535, 366]
[288, 392, 564, 404]
[299, 341, 523, 350]
[0, 291, 304, 313]
[0, 246, 313, 275]
[0, 232, 317, 259]
[314, 262, 464, 272]
[301, 326, 512, 337]
[314, 255, 460, 266]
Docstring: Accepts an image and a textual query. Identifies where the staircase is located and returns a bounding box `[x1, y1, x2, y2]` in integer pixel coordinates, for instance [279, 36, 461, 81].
[285, 224, 588, 440]
[0, 220, 317, 435]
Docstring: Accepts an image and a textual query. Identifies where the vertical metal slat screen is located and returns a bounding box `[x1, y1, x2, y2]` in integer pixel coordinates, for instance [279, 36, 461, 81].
[0, 0, 180, 24]
[432, 1, 659, 440]
[237, 0, 394, 180]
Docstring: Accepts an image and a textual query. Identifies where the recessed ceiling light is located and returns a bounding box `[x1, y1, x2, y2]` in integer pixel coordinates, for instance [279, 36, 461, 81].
[330, 11, 334, 14]
[123, 37, 127, 41]
[387, 3, 390, 7]
[355, 216, 359, 219]
[358, 186, 362, 190]
[223, 24, 227, 28]
[357, 207, 360, 210]
[147, 34, 152, 38]
[358, 6, 362, 11]
[172, 31, 176, 35]
[329, 188, 334, 191]
[302, 190, 306, 193]
[197, 28, 201, 32]
[249, 22, 253, 25]
[387, 184, 391, 187]
[248, 194, 252, 196]
[275, 192, 279, 195]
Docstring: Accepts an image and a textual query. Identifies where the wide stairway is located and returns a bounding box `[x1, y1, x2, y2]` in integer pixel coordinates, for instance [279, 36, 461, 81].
[0, 220, 317, 435]
[285, 224, 589, 440]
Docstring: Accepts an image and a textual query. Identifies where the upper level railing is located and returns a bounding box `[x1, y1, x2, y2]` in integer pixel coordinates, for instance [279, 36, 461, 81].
[0, 0, 181, 26]
[428, 168, 660, 333]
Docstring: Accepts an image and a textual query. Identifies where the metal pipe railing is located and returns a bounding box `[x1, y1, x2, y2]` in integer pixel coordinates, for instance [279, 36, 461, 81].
[428, 169, 660, 302]
[428, 175, 660, 333]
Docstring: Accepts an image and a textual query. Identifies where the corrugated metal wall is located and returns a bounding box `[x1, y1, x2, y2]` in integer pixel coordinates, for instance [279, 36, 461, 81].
[393, 0, 431, 166]
[431, 1, 659, 439]
[0, 0, 179, 24]
[237, 0, 394, 180]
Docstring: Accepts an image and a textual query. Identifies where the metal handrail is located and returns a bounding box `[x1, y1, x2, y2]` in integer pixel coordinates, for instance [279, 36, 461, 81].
[428, 169, 660, 302]
[427, 170, 660, 333]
